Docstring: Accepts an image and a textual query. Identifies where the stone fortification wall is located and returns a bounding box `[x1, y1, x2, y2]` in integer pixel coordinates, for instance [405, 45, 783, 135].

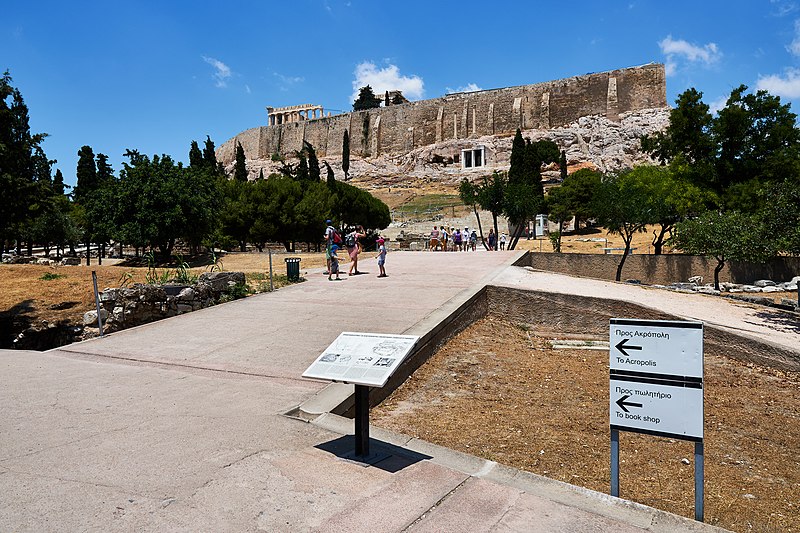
[217, 63, 666, 166]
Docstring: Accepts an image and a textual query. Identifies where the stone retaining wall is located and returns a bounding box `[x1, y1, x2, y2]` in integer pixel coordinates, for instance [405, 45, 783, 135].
[515, 252, 800, 286]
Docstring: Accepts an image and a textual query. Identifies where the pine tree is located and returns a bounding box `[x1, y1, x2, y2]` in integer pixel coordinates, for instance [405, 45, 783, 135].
[233, 142, 248, 182]
[353, 85, 382, 111]
[342, 129, 350, 180]
[96, 153, 114, 184]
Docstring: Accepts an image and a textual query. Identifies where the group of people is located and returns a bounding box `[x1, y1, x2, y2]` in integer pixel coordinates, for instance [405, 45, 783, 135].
[324, 220, 387, 281]
[428, 226, 507, 251]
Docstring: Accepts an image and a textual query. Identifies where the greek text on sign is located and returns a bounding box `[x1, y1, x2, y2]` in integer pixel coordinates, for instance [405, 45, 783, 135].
[609, 319, 704, 441]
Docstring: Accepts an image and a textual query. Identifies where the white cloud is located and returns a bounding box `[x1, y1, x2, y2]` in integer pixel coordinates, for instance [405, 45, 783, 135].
[351, 61, 424, 103]
[273, 72, 304, 92]
[446, 83, 482, 94]
[658, 35, 722, 76]
[757, 68, 800, 98]
[771, 0, 798, 17]
[787, 19, 800, 55]
[708, 95, 728, 114]
[245, 84, 251, 94]
[202, 56, 231, 88]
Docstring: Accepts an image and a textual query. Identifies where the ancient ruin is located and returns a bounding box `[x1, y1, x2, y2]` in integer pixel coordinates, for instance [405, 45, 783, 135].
[218, 63, 668, 178]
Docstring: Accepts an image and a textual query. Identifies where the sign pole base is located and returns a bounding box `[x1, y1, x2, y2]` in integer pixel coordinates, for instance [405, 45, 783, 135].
[354, 384, 370, 457]
[610, 428, 620, 497]
[695, 440, 704, 522]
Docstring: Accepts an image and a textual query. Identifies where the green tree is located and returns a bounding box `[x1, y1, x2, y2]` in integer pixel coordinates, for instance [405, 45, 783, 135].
[52, 169, 66, 195]
[670, 210, 775, 290]
[641, 88, 715, 167]
[233, 142, 248, 182]
[758, 174, 800, 256]
[507, 129, 526, 184]
[458, 178, 487, 243]
[342, 129, 351, 180]
[559, 150, 567, 182]
[189, 140, 203, 168]
[545, 185, 572, 252]
[476, 171, 506, 249]
[592, 172, 653, 281]
[557, 167, 602, 231]
[304, 141, 321, 182]
[203, 135, 220, 171]
[353, 85, 382, 111]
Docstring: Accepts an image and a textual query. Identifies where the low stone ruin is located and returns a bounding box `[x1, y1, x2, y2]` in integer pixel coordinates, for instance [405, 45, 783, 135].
[649, 277, 800, 311]
[81, 271, 246, 337]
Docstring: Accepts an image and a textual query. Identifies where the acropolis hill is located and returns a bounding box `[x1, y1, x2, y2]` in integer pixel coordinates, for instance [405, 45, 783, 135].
[217, 63, 669, 182]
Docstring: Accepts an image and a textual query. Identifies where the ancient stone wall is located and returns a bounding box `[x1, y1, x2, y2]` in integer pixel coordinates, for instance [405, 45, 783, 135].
[218, 63, 667, 166]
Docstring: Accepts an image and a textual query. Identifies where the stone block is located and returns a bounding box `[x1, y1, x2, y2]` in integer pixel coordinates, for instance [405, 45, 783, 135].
[754, 279, 776, 287]
[82, 309, 108, 326]
[61, 257, 81, 266]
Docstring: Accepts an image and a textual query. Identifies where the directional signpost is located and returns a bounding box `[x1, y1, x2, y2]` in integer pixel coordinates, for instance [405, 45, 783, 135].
[609, 318, 705, 521]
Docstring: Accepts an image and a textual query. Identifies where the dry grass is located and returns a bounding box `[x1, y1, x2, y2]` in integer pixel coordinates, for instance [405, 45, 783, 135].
[373, 315, 800, 532]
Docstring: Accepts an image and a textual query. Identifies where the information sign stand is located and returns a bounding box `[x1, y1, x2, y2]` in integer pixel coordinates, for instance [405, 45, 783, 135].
[608, 318, 704, 522]
[303, 332, 419, 463]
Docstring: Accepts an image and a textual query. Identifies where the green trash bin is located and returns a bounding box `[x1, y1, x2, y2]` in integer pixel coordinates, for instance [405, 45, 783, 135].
[284, 257, 301, 281]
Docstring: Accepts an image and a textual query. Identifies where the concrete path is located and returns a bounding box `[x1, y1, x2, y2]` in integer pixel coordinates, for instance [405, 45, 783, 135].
[0, 251, 764, 532]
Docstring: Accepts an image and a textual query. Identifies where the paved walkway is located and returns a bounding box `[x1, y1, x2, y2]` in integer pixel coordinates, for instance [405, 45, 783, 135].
[3, 250, 786, 532]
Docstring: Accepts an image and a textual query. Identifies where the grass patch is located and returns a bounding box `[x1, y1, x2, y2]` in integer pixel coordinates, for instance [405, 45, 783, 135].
[39, 272, 66, 281]
[393, 193, 464, 218]
[245, 272, 305, 293]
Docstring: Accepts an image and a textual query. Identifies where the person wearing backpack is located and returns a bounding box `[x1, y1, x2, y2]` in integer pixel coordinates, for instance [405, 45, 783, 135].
[324, 219, 340, 275]
[346, 225, 365, 276]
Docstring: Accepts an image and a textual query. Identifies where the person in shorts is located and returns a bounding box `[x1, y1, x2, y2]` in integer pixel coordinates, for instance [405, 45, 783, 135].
[328, 244, 342, 281]
[376, 238, 387, 277]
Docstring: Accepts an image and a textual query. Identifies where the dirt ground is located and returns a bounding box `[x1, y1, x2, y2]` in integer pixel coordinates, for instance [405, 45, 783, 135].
[0, 252, 329, 346]
[372, 315, 800, 533]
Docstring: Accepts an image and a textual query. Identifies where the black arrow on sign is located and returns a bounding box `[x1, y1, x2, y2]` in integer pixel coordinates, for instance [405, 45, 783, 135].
[615, 338, 642, 357]
[616, 395, 643, 413]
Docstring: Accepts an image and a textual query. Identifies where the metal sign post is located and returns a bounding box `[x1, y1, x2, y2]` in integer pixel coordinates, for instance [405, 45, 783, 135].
[608, 319, 704, 521]
[303, 332, 419, 462]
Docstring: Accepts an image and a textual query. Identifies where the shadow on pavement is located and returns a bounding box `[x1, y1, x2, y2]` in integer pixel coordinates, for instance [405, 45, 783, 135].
[315, 435, 432, 473]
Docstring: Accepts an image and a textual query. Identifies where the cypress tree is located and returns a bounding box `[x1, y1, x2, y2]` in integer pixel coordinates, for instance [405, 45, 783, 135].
[559, 150, 567, 182]
[507, 129, 526, 184]
[342, 129, 350, 180]
[53, 169, 66, 196]
[74, 145, 97, 204]
[304, 141, 320, 182]
[233, 142, 248, 182]
[203, 135, 218, 169]
[189, 140, 203, 168]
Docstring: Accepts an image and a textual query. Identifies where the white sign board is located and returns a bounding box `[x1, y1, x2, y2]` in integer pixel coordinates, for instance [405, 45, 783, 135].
[609, 319, 704, 441]
[302, 332, 419, 387]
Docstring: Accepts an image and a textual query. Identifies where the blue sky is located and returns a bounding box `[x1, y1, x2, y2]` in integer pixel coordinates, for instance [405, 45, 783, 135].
[3, 1, 800, 187]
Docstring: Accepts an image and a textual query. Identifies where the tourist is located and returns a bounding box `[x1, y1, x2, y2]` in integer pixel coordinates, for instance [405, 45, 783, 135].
[329, 244, 342, 281]
[463, 227, 470, 251]
[346, 225, 365, 276]
[452, 228, 462, 251]
[469, 229, 478, 251]
[429, 226, 440, 251]
[487, 228, 497, 251]
[440, 226, 449, 252]
[323, 219, 336, 274]
[499, 232, 507, 250]
[376, 238, 387, 277]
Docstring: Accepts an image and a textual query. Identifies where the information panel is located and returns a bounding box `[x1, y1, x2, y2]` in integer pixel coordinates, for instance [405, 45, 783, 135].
[609, 319, 704, 441]
[302, 332, 419, 387]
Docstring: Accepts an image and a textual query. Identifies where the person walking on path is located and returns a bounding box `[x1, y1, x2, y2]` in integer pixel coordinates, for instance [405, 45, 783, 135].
[469, 229, 478, 251]
[499, 232, 507, 251]
[440, 226, 449, 252]
[487, 228, 497, 251]
[346, 225, 366, 276]
[463, 228, 470, 251]
[376, 238, 387, 277]
[324, 219, 336, 274]
[328, 245, 342, 281]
